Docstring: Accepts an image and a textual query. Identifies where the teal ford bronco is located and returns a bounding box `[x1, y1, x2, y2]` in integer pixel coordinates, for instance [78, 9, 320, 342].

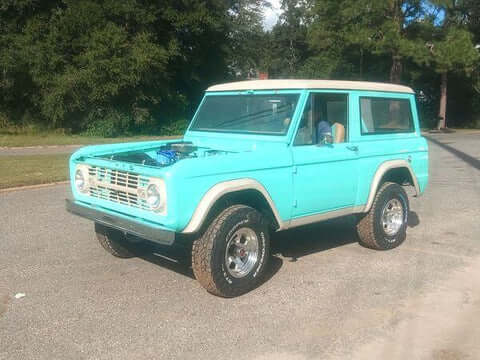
[67, 80, 429, 297]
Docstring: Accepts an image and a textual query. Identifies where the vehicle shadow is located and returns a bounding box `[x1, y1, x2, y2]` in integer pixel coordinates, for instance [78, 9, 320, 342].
[408, 211, 420, 228]
[137, 247, 195, 279]
[271, 215, 359, 262]
[134, 238, 284, 285]
[272, 210, 420, 261]
[134, 211, 420, 285]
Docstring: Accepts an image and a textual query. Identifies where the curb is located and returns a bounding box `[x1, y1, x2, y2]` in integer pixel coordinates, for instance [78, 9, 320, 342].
[0, 181, 70, 193]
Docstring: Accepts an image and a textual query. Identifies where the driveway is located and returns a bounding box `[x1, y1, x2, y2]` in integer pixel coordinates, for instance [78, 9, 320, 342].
[1, 132, 479, 359]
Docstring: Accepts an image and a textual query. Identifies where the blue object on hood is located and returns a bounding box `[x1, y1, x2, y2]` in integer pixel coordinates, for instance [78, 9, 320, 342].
[156, 150, 177, 166]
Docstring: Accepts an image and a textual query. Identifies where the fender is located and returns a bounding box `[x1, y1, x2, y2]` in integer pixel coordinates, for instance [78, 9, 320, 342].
[182, 179, 285, 233]
[363, 160, 420, 213]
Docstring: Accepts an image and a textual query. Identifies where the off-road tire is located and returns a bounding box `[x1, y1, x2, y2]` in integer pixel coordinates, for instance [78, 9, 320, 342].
[95, 223, 135, 258]
[192, 205, 270, 297]
[356, 182, 409, 250]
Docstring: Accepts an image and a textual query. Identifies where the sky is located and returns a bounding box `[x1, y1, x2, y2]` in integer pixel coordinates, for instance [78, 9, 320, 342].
[263, 0, 282, 30]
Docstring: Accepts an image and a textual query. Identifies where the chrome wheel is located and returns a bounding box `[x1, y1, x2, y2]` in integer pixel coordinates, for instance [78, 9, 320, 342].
[224, 227, 259, 278]
[381, 198, 404, 236]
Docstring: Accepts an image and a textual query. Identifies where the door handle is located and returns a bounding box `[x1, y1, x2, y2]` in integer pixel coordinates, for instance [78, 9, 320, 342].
[347, 145, 359, 152]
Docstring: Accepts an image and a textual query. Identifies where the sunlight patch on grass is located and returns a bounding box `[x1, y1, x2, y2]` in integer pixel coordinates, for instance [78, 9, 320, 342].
[0, 154, 70, 189]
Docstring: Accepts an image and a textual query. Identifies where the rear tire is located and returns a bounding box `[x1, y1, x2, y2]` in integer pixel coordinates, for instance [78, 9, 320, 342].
[95, 223, 135, 258]
[356, 182, 409, 250]
[192, 205, 270, 297]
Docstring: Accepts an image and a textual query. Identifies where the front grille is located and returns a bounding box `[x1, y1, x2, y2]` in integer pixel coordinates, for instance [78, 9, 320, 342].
[87, 166, 151, 211]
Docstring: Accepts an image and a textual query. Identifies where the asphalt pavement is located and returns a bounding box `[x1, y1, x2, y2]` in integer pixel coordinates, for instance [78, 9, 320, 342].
[1, 132, 480, 360]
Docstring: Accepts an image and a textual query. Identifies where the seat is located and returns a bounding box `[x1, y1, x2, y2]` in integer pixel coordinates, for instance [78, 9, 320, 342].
[331, 123, 345, 143]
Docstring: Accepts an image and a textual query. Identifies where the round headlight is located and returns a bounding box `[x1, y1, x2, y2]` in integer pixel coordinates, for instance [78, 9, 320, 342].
[146, 184, 161, 209]
[75, 169, 87, 193]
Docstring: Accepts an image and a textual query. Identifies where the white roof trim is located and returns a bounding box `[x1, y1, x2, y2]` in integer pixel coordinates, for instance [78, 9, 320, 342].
[207, 79, 415, 94]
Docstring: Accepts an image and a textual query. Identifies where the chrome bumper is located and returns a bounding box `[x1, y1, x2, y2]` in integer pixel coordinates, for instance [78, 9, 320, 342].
[66, 199, 175, 245]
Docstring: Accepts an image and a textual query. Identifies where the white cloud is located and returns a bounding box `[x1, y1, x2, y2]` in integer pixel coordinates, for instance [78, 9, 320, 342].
[263, 0, 283, 30]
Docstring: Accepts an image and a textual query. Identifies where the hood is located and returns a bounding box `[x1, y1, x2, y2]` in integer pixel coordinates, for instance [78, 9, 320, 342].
[72, 135, 291, 177]
[89, 141, 237, 168]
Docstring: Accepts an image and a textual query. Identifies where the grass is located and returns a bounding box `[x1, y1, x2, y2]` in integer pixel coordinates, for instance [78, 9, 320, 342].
[0, 129, 182, 189]
[0, 133, 179, 148]
[0, 154, 70, 189]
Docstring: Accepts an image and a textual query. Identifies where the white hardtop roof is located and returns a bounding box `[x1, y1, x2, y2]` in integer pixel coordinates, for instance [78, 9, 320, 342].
[207, 79, 414, 94]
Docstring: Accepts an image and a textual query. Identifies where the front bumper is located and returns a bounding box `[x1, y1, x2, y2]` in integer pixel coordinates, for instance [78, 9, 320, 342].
[66, 199, 175, 245]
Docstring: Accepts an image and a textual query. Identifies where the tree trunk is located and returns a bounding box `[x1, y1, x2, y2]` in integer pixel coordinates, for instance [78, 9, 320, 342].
[359, 48, 364, 80]
[390, 55, 402, 83]
[437, 72, 448, 129]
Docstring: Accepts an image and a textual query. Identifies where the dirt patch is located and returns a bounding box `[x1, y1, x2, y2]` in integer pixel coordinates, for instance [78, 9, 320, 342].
[432, 349, 470, 360]
[0, 294, 9, 317]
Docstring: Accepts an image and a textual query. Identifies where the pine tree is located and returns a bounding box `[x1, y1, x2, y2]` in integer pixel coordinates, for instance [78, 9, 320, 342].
[411, 1, 479, 129]
[308, 0, 424, 83]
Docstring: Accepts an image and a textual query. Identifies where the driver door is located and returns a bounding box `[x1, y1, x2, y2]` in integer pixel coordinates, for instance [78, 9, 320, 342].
[291, 92, 359, 218]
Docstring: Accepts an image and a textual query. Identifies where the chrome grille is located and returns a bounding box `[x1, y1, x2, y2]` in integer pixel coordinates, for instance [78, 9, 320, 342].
[87, 166, 151, 211]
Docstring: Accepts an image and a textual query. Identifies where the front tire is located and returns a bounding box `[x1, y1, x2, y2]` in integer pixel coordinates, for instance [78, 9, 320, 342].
[356, 182, 409, 250]
[95, 223, 135, 258]
[192, 205, 270, 297]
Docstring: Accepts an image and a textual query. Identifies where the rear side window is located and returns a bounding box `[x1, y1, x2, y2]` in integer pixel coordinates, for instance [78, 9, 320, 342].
[360, 97, 414, 135]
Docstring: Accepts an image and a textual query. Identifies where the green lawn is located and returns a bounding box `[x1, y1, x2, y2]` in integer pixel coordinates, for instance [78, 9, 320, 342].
[0, 154, 70, 189]
[0, 132, 183, 189]
[0, 133, 180, 147]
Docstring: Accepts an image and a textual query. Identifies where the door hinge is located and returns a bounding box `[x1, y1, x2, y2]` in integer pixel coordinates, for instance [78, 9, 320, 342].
[293, 199, 297, 208]
[292, 166, 297, 174]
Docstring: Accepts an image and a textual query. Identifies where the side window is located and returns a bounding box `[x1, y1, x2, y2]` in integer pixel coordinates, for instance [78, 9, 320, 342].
[360, 97, 414, 134]
[294, 93, 348, 145]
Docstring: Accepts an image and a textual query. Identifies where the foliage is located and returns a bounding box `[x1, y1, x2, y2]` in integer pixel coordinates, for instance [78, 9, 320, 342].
[227, 0, 269, 77]
[0, 0, 230, 133]
[265, 0, 311, 77]
[300, 0, 479, 127]
[0, 0, 479, 133]
[307, 0, 427, 82]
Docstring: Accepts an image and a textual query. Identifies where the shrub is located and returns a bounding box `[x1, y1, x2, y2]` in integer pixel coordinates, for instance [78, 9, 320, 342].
[84, 108, 132, 137]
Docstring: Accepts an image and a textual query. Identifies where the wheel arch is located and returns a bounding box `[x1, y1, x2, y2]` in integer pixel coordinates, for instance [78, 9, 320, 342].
[182, 179, 284, 234]
[363, 160, 420, 213]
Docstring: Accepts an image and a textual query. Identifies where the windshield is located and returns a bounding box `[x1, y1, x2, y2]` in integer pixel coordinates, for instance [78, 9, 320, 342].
[190, 94, 300, 135]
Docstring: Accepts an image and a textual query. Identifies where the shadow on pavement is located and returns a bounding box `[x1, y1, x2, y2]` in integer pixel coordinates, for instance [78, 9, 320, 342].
[139, 250, 195, 279]
[135, 237, 284, 286]
[272, 210, 421, 262]
[425, 135, 480, 171]
[134, 217, 360, 283]
[134, 211, 420, 285]
[271, 215, 359, 262]
[408, 211, 420, 228]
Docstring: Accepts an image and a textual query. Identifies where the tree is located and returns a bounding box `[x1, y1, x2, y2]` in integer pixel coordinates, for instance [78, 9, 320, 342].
[0, 0, 234, 134]
[265, 0, 311, 77]
[1, 0, 479, 133]
[0, 0, 63, 125]
[433, 28, 477, 129]
[462, 0, 480, 125]
[308, 0, 424, 83]
[226, 0, 268, 78]
[411, 1, 479, 129]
